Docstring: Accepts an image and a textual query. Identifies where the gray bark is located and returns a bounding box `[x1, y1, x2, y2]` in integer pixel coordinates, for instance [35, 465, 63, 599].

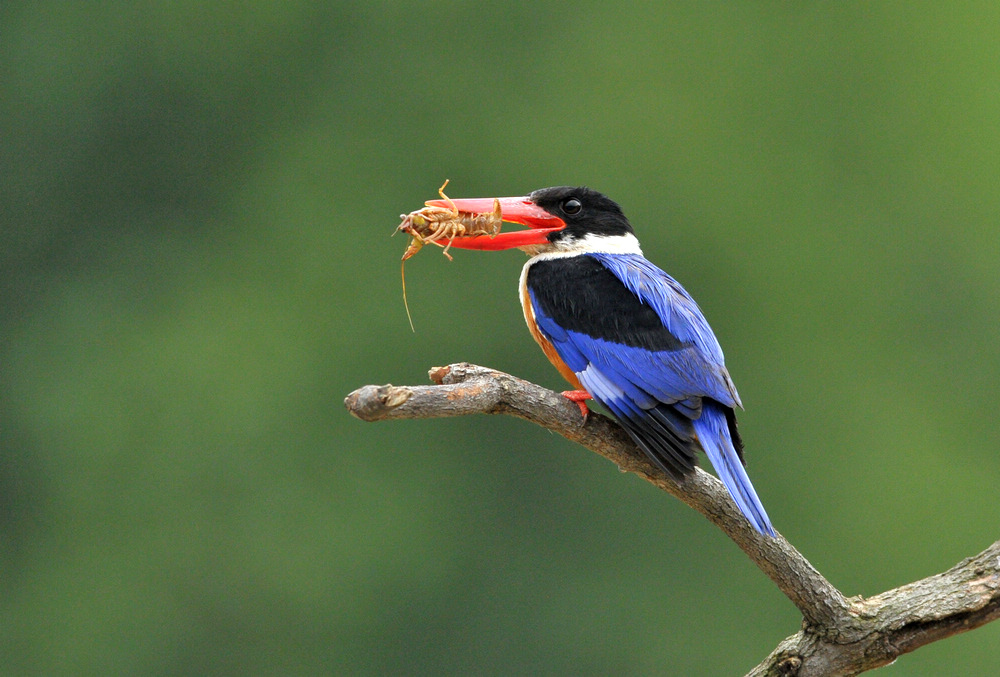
[345, 363, 1000, 676]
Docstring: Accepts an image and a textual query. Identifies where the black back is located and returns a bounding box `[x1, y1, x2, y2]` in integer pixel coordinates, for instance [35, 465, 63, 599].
[527, 256, 686, 352]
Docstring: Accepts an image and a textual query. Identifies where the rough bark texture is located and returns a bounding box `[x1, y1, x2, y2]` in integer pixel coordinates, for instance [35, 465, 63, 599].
[345, 363, 1000, 676]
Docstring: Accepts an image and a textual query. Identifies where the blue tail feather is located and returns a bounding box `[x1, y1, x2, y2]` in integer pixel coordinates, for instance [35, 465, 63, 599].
[695, 403, 775, 537]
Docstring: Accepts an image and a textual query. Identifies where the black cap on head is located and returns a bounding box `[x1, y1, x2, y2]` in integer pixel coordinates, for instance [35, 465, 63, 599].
[528, 187, 634, 242]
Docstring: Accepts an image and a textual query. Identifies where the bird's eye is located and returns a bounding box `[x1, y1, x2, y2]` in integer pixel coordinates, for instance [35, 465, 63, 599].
[562, 198, 582, 215]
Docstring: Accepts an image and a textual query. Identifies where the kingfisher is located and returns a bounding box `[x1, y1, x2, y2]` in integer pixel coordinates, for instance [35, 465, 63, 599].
[427, 186, 775, 537]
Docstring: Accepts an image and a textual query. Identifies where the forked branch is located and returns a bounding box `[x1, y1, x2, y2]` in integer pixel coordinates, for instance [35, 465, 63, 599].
[345, 363, 1000, 677]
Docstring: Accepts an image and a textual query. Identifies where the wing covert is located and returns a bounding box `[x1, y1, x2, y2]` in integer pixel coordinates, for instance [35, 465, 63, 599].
[526, 254, 740, 410]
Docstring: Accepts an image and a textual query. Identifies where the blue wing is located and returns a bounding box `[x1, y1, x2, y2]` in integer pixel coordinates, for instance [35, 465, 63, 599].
[527, 253, 774, 536]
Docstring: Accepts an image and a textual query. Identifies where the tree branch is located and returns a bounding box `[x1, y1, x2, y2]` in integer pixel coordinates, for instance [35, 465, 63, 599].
[345, 363, 1000, 676]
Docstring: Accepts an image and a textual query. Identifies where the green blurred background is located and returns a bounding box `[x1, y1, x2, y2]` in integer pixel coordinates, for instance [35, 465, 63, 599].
[3, 2, 999, 675]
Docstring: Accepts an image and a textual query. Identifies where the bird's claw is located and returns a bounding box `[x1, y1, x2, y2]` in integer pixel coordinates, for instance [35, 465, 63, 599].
[560, 390, 593, 421]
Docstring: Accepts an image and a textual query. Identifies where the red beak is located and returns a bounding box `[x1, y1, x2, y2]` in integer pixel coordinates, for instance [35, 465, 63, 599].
[424, 196, 565, 250]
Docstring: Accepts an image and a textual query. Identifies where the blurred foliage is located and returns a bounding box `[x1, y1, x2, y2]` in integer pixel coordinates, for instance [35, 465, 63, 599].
[2, 1, 1000, 674]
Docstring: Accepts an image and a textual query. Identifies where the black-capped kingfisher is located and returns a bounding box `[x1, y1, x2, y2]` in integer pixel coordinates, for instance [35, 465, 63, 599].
[428, 187, 775, 537]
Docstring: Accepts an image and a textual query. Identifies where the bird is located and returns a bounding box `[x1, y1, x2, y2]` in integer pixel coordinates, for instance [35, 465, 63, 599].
[427, 186, 775, 537]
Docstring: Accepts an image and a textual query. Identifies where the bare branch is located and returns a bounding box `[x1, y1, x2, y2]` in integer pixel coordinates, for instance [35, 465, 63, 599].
[345, 363, 1000, 676]
[749, 540, 1000, 676]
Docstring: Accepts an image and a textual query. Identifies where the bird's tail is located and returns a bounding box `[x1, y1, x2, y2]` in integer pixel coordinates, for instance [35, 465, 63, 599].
[696, 403, 775, 537]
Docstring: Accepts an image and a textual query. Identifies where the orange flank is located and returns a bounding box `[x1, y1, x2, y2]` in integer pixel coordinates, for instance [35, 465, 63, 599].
[520, 282, 584, 391]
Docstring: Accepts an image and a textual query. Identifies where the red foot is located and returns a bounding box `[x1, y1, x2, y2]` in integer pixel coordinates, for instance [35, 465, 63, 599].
[561, 390, 593, 420]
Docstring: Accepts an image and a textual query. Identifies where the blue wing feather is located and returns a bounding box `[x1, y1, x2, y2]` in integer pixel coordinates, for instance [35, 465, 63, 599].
[528, 253, 774, 536]
[589, 253, 741, 407]
[592, 254, 726, 361]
